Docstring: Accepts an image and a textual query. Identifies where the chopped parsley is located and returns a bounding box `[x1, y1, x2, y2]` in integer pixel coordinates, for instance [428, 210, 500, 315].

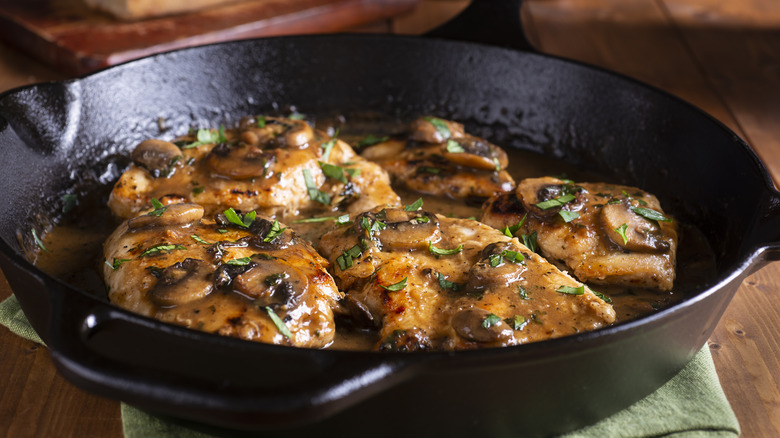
[182, 126, 227, 149]
[535, 193, 576, 210]
[288, 112, 306, 120]
[139, 244, 185, 257]
[518, 286, 530, 300]
[428, 242, 463, 256]
[265, 306, 293, 339]
[482, 313, 502, 328]
[105, 258, 130, 270]
[320, 130, 339, 162]
[502, 214, 527, 237]
[593, 290, 613, 304]
[357, 134, 389, 148]
[31, 229, 47, 252]
[424, 116, 451, 139]
[147, 198, 166, 217]
[191, 234, 210, 244]
[256, 116, 267, 128]
[226, 257, 252, 266]
[422, 167, 442, 174]
[336, 244, 363, 270]
[631, 206, 672, 222]
[403, 197, 424, 211]
[303, 169, 331, 205]
[521, 231, 538, 253]
[509, 315, 527, 330]
[319, 162, 360, 184]
[292, 215, 345, 224]
[224, 208, 256, 228]
[615, 223, 629, 244]
[559, 210, 579, 223]
[61, 193, 77, 214]
[557, 285, 585, 296]
[381, 277, 408, 291]
[445, 139, 464, 153]
[437, 272, 460, 291]
[263, 220, 287, 243]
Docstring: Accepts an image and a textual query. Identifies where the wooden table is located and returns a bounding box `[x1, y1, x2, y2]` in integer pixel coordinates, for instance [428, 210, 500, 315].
[1, 1, 779, 436]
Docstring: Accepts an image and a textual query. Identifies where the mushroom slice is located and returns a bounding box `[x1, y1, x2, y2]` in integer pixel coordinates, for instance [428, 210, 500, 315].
[128, 203, 204, 230]
[515, 176, 584, 217]
[359, 138, 405, 162]
[131, 139, 183, 178]
[148, 258, 214, 306]
[205, 142, 275, 180]
[601, 202, 671, 252]
[232, 256, 307, 308]
[466, 242, 527, 293]
[409, 116, 465, 143]
[451, 307, 514, 343]
[441, 135, 509, 171]
[239, 116, 314, 149]
[353, 208, 441, 251]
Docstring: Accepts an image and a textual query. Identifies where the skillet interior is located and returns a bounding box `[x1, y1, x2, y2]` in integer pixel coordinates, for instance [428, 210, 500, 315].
[0, 35, 777, 436]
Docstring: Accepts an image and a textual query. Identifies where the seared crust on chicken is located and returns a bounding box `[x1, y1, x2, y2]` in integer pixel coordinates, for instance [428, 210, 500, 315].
[103, 203, 342, 348]
[359, 116, 515, 200]
[318, 206, 616, 351]
[481, 177, 678, 291]
[108, 116, 400, 222]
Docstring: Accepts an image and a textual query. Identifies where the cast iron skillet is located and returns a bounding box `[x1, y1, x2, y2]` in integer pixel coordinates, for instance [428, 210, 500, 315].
[1, 1, 779, 436]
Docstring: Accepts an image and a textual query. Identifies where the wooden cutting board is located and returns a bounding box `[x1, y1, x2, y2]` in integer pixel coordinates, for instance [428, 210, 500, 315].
[0, 0, 418, 75]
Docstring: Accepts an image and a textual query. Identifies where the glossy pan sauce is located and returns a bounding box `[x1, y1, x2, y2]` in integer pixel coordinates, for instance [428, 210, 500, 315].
[29, 118, 716, 351]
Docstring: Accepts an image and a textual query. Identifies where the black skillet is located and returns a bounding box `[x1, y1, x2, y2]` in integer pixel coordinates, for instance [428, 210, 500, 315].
[1, 1, 779, 436]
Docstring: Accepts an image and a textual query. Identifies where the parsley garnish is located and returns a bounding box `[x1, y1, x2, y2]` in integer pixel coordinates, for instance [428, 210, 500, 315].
[593, 290, 613, 304]
[320, 130, 339, 162]
[263, 220, 287, 243]
[428, 242, 463, 256]
[404, 198, 424, 211]
[559, 210, 579, 223]
[105, 258, 130, 270]
[631, 207, 672, 222]
[319, 162, 359, 184]
[521, 231, 538, 253]
[357, 134, 389, 148]
[265, 306, 293, 339]
[139, 244, 185, 257]
[518, 286, 530, 300]
[557, 285, 585, 295]
[292, 215, 344, 224]
[182, 126, 226, 149]
[437, 272, 460, 291]
[445, 139, 464, 153]
[31, 229, 47, 252]
[61, 193, 77, 214]
[303, 169, 331, 204]
[381, 277, 408, 291]
[422, 167, 441, 174]
[615, 223, 629, 244]
[192, 186, 204, 196]
[226, 257, 251, 266]
[191, 235, 210, 244]
[482, 313, 502, 328]
[224, 208, 256, 228]
[336, 244, 363, 270]
[147, 198, 166, 217]
[502, 214, 528, 237]
[424, 117, 451, 139]
[509, 315, 527, 330]
[535, 193, 576, 210]
[288, 112, 305, 120]
[256, 116, 267, 128]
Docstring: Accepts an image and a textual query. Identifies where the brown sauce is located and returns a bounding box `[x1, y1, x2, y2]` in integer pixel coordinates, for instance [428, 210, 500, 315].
[32, 119, 716, 350]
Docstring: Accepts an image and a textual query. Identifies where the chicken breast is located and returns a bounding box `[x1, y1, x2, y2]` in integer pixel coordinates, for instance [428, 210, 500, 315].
[103, 202, 342, 348]
[481, 176, 678, 291]
[318, 205, 615, 351]
[359, 116, 515, 200]
[108, 116, 400, 222]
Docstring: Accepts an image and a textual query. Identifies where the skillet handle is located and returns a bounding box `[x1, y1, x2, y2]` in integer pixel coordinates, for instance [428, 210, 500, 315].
[44, 285, 419, 428]
[425, 0, 535, 52]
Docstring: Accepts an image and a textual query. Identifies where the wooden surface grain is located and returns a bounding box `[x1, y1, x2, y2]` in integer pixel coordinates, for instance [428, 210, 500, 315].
[1, 1, 779, 437]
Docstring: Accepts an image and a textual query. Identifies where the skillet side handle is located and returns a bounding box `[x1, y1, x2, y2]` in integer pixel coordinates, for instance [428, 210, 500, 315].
[425, 0, 535, 52]
[44, 288, 418, 428]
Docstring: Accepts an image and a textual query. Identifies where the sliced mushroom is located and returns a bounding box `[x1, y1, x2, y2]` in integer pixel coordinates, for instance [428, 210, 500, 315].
[516, 177, 583, 217]
[232, 257, 307, 308]
[205, 142, 275, 180]
[148, 258, 214, 306]
[377, 327, 432, 352]
[131, 139, 183, 178]
[360, 138, 405, 162]
[451, 307, 514, 343]
[353, 208, 441, 251]
[409, 116, 465, 143]
[466, 242, 527, 293]
[601, 203, 671, 252]
[441, 135, 509, 171]
[128, 203, 204, 230]
[240, 117, 314, 149]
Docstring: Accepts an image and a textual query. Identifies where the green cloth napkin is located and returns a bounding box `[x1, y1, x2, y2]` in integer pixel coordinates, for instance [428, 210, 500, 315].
[1, 294, 740, 438]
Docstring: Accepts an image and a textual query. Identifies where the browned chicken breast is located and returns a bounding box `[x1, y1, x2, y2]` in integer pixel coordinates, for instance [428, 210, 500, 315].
[103, 203, 342, 348]
[481, 176, 678, 291]
[318, 205, 615, 351]
[108, 116, 400, 222]
[359, 116, 515, 200]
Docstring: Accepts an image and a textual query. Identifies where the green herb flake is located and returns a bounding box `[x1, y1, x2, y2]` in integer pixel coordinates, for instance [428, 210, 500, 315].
[217, 229, 228, 234]
[403, 197, 424, 211]
[256, 116, 267, 128]
[265, 306, 293, 339]
[489, 253, 503, 267]
[493, 157, 501, 172]
[424, 117, 451, 139]
[263, 220, 287, 243]
[482, 313, 502, 328]
[62, 193, 78, 214]
[147, 198, 166, 217]
[31, 229, 47, 252]
[336, 214, 351, 225]
[437, 272, 460, 291]
[422, 167, 441, 174]
[303, 169, 331, 205]
[428, 241, 463, 256]
[518, 286, 530, 300]
[501, 249, 524, 263]
[319, 162, 357, 184]
[559, 210, 580, 223]
[557, 285, 586, 296]
[631, 206, 672, 222]
[191, 234, 210, 244]
[192, 186, 205, 196]
[139, 244, 185, 257]
[521, 231, 538, 253]
[445, 139, 464, 153]
[593, 290, 613, 304]
[292, 215, 342, 224]
[182, 127, 224, 149]
[288, 112, 306, 120]
[615, 223, 629, 245]
[357, 134, 389, 148]
[224, 208, 256, 228]
[510, 315, 527, 330]
[381, 277, 408, 291]
[411, 215, 430, 224]
[535, 193, 576, 210]
[226, 256, 252, 266]
[105, 258, 130, 270]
